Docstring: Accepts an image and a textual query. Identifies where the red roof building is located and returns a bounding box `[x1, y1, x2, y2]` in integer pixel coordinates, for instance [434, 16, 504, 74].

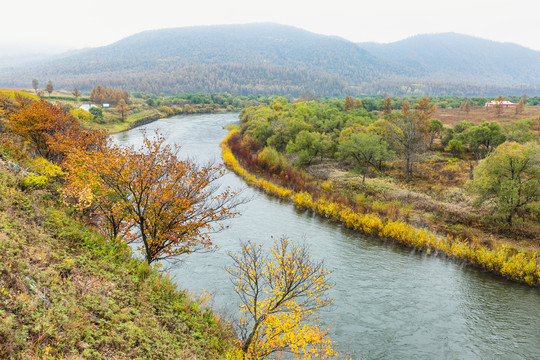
[485, 100, 516, 108]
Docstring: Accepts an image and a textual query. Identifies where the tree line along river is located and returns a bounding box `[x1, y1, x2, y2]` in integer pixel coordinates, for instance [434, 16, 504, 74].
[115, 113, 540, 360]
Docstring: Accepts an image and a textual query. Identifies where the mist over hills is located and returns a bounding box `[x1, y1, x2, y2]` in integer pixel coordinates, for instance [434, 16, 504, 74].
[358, 33, 540, 87]
[1, 23, 538, 96]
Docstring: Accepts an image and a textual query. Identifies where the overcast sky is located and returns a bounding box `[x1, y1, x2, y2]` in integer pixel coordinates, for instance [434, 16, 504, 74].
[2, 0, 540, 54]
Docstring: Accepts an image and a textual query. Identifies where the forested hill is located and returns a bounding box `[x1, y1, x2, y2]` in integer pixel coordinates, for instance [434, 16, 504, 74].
[1, 24, 539, 96]
[0, 23, 406, 96]
[358, 33, 540, 89]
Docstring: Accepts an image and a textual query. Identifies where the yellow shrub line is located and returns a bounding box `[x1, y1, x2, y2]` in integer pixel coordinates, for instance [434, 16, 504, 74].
[220, 131, 540, 286]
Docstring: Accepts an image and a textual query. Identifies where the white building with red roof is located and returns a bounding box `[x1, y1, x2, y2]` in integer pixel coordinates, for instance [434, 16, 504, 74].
[485, 100, 516, 108]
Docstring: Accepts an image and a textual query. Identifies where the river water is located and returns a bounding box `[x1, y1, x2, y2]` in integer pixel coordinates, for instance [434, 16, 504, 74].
[115, 113, 540, 359]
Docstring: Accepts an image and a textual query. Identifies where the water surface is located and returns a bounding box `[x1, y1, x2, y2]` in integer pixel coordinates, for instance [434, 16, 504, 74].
[116, 113, 540, 359]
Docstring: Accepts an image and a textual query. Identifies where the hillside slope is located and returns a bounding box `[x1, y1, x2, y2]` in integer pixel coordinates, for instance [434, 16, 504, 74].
[0, 23, 407, 96]
[0, 164, 234, 358]
[358, 33, 540, 86]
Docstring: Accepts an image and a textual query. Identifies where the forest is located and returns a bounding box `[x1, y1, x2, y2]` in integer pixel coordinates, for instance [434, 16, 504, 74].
[222, 95, 540, 285]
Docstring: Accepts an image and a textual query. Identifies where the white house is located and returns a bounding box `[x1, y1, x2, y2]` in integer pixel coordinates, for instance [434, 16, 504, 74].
[485, 100, 516, 108]
[79, 104, 98, 112]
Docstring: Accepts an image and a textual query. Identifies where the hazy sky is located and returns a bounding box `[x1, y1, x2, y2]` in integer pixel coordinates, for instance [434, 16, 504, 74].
[2, 0, 540, 53]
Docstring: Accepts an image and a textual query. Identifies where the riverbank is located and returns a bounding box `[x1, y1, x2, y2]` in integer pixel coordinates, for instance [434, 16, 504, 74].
[221, 129, 540, 286]
[0, 163, 236, 358]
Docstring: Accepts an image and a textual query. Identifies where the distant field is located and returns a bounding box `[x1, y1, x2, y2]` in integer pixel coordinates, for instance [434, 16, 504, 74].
[0, 89, 40, 101]
[434, 105, 540, 127]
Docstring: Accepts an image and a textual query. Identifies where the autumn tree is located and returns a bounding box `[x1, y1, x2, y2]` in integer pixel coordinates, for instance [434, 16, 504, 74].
[353, 98, 363, 109]
[271, 100, 282, 112]
[72, 88, 81, 102]
[471, 142, 540, 225]
[63, 131, 243, 264]
[464, 99, 471, 114]
[343, 96, 354, 111]
[45, 81, 54, 97]
[493, 95, 505, 117]
[384, 112, 428, 182]
[89, 85, 129, 106]
[32, 79, 39, 94]
[515, 99, 525, 115]
[90, 85, 106, 106]
[382, 96, 393, 116]
[117, 98, 129, 121]
[227, 238, 335, 359]
[400, 100, 410, 116]
[8, 97, 105, 161]
[121, 90, 130, 104]
[414, 96, 436, 120]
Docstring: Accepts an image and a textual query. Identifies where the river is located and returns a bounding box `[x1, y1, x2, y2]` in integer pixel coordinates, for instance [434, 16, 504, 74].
[115, 113, 540, 359]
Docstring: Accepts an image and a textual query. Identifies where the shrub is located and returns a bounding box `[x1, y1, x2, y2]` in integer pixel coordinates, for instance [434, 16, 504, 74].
[257, 146, 287, 172]
[22, 174, 48, 189]
[71, 108, 94, 122]
[159, 106, 174, 116]
[445, 140, 465, 158]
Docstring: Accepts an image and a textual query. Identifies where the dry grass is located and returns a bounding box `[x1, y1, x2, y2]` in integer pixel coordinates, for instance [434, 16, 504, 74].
[434, 105, 540, 127]
[305, 153, 540, 252]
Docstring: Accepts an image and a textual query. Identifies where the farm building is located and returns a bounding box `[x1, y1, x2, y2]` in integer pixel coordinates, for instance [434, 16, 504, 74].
[485, 100, 516, 108]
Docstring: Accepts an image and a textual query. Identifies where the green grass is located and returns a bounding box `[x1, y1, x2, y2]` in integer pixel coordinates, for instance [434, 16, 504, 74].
[86, 108, 163, 133]
[0, 167, 235, 359]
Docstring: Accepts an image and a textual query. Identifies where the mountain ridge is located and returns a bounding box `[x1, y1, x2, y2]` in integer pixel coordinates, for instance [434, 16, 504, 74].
[357, 32, 540, 85]
[0, 23, 538, 96]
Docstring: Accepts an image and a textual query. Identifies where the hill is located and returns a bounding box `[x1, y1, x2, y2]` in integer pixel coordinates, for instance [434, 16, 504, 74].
[358, 33, 540, 90]
[0, 24, 539, 96]
[0, 162, 235, 358]
[0, 23, 407, 96]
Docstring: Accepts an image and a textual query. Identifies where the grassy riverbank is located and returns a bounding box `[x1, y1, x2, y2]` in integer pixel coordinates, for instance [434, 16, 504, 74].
[0, 164, 235, 358]
[221, 129, 540, 286]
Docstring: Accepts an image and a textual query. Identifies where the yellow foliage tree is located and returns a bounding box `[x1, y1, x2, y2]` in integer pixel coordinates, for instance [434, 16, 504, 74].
[227, 237, 336, 359]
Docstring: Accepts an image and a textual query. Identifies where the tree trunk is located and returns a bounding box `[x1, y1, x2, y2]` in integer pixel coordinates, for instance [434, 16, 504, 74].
[406, 156, 410, 183]
[242, 317, 264, 355]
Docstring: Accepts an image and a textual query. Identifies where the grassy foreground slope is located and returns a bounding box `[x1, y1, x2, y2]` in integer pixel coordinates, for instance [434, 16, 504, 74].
[0, 165, 234, 358]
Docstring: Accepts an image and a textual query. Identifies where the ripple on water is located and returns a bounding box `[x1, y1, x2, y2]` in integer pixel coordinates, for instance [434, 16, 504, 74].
[116, 113, 540, 360]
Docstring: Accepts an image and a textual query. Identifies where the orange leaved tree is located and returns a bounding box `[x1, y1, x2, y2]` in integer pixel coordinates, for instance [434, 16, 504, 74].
[8, 97, 107, 162]
[227, 237, 336, 359]
[63, 131, 244, 264]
